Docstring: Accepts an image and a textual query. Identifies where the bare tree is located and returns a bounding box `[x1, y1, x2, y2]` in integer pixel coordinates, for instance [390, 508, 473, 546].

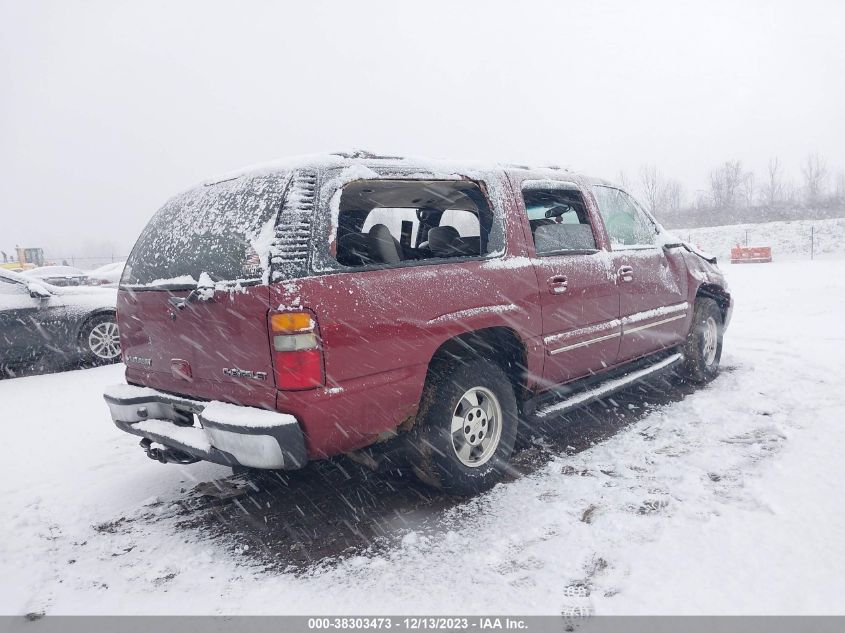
[762, 157, 784, 207]
[742, 171, 755, 208]
[835, 171, 845, 201]
[665, 179, 685, 213]
[639, 164, 667, 213]
[709, 160, 746, 208]
[802, 152, 828, 206]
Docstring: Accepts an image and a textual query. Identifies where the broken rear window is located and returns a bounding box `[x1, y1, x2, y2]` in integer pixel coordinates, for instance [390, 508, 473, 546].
[121, 174, 288, 288]
[324, 179, 502, 269]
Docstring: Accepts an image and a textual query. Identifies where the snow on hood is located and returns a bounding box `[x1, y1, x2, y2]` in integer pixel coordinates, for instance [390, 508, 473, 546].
[1, 267, 115, 303]
[55, 284, 118, 312]
[23, 265, 86, 279]
[88, 261, 126, 283]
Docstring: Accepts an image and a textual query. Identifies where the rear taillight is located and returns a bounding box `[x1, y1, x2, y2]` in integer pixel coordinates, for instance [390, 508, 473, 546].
[268, 310, 324, 390]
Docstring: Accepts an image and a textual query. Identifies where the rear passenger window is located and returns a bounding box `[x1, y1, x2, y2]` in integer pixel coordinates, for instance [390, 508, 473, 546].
[592, 186, 658, 248]
[522, 186, 597, 255]
[329, 180, 500, 268]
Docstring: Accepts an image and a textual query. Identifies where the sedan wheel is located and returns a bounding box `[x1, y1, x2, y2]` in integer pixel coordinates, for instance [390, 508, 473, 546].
[82, 316, 121, 364]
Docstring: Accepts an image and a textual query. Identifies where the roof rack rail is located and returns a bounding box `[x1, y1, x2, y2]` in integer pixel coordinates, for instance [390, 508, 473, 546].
[331, 149, 377, 159]
[504, 163, 573, 172]
[330, 149, 403, 160]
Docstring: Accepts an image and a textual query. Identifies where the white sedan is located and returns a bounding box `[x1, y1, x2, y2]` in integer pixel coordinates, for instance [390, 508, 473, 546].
[22, 265, 90, 287]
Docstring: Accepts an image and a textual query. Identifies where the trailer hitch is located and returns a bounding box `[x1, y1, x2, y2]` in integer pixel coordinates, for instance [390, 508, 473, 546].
[139, 438, 200, 465]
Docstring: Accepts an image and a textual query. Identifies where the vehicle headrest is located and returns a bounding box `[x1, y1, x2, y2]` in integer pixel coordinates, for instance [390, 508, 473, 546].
[368, 224, 402, 264]
[428, 226, 461, 257]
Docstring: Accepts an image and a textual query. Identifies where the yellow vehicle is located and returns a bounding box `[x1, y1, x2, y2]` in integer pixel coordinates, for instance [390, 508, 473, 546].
[1, 246, 45, 271]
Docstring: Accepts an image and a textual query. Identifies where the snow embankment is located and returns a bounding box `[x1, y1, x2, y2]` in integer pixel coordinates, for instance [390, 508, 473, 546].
[674, 216, 845, 262]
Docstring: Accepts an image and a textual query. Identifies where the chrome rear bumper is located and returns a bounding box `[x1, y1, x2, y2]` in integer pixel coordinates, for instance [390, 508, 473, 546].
[103, 384, 307, 470]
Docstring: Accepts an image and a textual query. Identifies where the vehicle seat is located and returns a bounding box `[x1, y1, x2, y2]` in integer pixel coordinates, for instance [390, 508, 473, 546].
[368, 224, 403, 264]
[428, 226, 463, 258]
[454, 236, 480, 256]
[337, 233, 374, 266]
[529, 218, 556, 237]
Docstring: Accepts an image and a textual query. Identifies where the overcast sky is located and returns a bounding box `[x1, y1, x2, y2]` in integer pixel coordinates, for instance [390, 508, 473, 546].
[2, 0, 843, 262]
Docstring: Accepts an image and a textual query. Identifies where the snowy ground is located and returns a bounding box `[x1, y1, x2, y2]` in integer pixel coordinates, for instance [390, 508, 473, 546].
[2, 258, 844, 616]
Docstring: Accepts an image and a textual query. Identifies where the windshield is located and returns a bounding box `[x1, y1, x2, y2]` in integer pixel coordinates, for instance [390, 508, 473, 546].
[121, 173, 288, 288]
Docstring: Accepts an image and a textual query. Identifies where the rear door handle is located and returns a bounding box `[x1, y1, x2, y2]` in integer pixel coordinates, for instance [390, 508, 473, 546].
[547, 275, 568, 294]
[618, 266, 634, 283]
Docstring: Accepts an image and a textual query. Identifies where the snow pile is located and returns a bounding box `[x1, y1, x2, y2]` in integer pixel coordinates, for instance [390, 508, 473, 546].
[675, 216, 845, 261]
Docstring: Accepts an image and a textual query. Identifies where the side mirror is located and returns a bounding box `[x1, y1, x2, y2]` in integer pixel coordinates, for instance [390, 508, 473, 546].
[27, 282, 52, 299]
[544, 205, 571, 219]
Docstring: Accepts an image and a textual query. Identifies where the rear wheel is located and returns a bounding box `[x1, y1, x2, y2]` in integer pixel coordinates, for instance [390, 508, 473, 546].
[409, 358, 518, 495]
[80, 314, 121, 365]
[679, 297, 723, 383]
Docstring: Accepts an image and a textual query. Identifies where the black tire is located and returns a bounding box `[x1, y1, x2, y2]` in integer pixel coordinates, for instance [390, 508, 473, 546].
[679, 297, 723, 383]
[79, 313, 121, 365]
[409, 358, 519, 495]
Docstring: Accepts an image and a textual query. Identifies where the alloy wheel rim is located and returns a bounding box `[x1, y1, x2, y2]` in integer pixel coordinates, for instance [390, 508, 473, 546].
[89, 321, 120, 360]
[450, 386, 503, 468]
[702, 316, 718, 366]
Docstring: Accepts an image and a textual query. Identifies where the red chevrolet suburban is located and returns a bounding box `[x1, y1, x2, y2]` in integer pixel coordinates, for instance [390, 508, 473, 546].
[105, 151, 732, 494]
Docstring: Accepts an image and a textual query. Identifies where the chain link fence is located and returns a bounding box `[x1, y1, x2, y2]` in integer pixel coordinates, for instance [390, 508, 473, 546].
[45, 254, 130, 270]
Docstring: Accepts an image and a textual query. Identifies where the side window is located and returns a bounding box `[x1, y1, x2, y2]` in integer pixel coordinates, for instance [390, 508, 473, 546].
[522, 187, 597, 255]
[592, 186, 657, 248]
[331, 179, 499, 268]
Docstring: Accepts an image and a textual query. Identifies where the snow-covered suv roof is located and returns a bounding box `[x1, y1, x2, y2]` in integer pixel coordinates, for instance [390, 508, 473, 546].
[199, 150, 612, 189]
